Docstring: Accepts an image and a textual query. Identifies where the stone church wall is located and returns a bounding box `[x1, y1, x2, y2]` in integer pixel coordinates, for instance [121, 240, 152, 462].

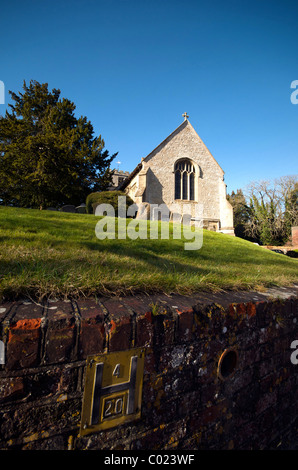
[123, 121, 234, 232]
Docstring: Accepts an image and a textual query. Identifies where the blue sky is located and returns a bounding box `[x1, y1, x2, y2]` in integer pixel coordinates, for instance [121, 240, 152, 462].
[1, 0, 297, 194]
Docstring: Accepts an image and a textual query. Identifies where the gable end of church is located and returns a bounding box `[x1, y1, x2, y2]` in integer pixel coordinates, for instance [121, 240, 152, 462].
[117, 117, 234, 235]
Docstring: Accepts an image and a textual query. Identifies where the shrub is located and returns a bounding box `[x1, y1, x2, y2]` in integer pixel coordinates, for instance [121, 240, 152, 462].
[86, 191, 134, 216]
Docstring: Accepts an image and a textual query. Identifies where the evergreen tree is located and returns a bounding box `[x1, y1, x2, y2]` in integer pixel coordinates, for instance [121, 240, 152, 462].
[0, 80, 117, 209]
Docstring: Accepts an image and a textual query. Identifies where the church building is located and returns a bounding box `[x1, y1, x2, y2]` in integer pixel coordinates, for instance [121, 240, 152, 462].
[117, 114, 234, 235]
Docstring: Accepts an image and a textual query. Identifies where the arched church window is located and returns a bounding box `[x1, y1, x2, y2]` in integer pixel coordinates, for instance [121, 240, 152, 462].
[174, 159, 195, 201]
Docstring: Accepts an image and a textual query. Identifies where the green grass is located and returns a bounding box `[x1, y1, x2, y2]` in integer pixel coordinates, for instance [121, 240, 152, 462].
[0, 206, 297, 301]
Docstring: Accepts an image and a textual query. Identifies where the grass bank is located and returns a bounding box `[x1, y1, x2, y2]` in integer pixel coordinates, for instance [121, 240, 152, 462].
[0, 206, 297, 300]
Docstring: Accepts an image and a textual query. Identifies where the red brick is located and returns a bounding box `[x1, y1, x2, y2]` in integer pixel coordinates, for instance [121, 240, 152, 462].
[0, 376, 25, 403]
[162, 315, 176, 345]
[102, 299, 133, 351]
[122, 296, 151, 316]
[167, 296, 196, 314]
[101, 298, 131, 318]
[256, 406, 277, 432]
[108, 316, 132, 351]
[8, 302, 43, 322]
[44, 301, 76, 364]
[241, 347, 260, 367]
[152, 313, 176, 346]
[256, 301, 275, 328]
[7, 308, 43, 370]
[236, 303, 246, 316]
[143, 350, 156, 376]
[234, 421, 258, 448]
[228, 302, 257, 329]
[135, 311, 154, 348]
[177, 309, 194, 342]
[197, 400, 228, 426]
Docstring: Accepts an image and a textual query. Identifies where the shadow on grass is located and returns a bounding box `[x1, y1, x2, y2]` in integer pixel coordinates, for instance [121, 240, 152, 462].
[1, 211, 298, 300]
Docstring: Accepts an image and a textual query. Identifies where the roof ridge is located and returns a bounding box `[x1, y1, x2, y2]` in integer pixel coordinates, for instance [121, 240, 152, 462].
[142, 119, 188, 162]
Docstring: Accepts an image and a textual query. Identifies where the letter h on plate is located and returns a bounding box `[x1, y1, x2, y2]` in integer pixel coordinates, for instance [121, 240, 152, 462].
[80, 348, 145, 435]
[91, 355, 138, 424]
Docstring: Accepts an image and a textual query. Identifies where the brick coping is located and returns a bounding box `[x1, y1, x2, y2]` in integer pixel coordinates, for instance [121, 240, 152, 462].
[1, 284, 298, 316]
[1, 284, 297, 371]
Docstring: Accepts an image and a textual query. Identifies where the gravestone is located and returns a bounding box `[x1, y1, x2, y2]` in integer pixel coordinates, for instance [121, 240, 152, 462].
[170, 212, 182, 224]
[151, 206, 170, 222]
[191, 218, 203, 228]
[182, 214, 191, 226]
[76, 204, 86, 214]
[136, 203, 150, 220]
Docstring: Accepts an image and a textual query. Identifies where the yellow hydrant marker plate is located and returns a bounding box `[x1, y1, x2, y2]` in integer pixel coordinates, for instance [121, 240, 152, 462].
[80, 348, 145, 436]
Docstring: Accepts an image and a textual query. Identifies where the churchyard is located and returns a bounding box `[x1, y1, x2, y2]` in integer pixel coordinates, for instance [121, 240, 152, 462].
[0, 205, 297, 302]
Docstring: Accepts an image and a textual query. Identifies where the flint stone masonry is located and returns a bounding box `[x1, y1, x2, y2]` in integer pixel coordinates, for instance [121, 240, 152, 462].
[0, 285, 298, 449]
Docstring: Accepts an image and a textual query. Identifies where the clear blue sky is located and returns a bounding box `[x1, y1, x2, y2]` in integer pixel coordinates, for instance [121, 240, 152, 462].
[1, 0, 297, 194]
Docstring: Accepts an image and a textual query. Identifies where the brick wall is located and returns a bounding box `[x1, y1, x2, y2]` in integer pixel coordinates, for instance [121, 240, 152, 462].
[0, 287, 298, 450]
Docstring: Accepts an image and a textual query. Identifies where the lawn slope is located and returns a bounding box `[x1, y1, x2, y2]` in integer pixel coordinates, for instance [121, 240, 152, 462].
[0, 206, 297, 300]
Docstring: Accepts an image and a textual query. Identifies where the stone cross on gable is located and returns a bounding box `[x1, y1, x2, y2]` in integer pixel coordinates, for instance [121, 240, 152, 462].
[182, 112, 189, 121]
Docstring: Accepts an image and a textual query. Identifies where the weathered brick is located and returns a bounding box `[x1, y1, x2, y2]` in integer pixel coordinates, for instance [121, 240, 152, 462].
[7, 318, 42, 370]
[5, 302, 44, 370]
[122, 296, 152, 316]
[107, 315, 132, 351]
[158, 344, 188, 374]
[177, 390, 200, 418]
[241, 347, 260, 367]
[0, 376, 25, 403]
[143, 349, 156, 376]
[177, 309, 194, 343]
[257, 355, 278, 378]
[151, 313, 170, 347]
[255, 300, 271, 327]
[246, 302, 257, 318]
[161, 315, 176, 345]
[135, 311, 154, 348]
[256, 389, 278, 414]
[234, 421, 258, 449]
[43, 301, 77, 364]
[103, 299, 133, 351]
[1, 288, 298, 450]
[196, 399, 228, 426]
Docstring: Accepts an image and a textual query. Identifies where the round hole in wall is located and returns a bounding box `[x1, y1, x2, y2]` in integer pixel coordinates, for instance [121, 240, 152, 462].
[217, 348, 238, 380]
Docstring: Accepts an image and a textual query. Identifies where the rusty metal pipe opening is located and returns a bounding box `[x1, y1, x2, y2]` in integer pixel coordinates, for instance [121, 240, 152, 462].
[217, 348, 238, 380]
